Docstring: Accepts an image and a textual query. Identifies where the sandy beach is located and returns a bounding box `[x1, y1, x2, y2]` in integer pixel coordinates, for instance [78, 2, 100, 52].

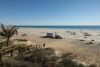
[13, 28, 100, 66]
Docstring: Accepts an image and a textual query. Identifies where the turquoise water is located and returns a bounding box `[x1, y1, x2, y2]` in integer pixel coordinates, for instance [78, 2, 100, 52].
[18, 26, 100, 30]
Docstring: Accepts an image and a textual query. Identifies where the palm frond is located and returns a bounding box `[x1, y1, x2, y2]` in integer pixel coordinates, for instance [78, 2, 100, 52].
[9, 26, 19, 36]
[0, 32, 6, 37]
[9, 25, 17, 32]
[4, 25, 18, 38]
[0, 24, 7, 35]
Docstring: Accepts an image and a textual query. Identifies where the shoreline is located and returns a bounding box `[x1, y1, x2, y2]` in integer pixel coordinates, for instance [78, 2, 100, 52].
[18, 27, 100, 31]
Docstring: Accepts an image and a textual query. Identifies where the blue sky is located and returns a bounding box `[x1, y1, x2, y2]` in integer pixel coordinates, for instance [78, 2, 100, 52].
[0, 0, 100, 25]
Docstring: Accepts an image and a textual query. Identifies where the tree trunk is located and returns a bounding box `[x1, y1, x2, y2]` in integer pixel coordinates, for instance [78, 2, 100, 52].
[6, 38, 9, 46]
[11, 50, 13, 56]
[18, 46, 21, 54]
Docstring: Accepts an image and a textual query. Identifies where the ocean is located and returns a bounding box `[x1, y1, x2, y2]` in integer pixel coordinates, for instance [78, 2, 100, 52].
[18, 26, 100, 30]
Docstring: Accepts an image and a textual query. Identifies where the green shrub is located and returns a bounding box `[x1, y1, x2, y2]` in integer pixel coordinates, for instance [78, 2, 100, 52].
[2, 57, 20, 67]
[59, 53, 85, 67]
[89, 64, 97, 67]
[0, 47, 97, 67]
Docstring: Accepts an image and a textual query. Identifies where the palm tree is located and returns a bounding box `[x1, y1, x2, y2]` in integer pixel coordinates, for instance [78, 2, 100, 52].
[0, 24, 18, 46]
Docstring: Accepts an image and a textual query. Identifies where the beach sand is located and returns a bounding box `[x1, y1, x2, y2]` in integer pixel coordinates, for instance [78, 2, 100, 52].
[13, 28, 100, 66]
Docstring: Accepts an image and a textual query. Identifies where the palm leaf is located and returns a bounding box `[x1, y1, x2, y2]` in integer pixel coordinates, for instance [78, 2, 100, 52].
[9, 25, 17, 32]
[0, 24, 7, 34]
[5, 25, 18, 38]
[0, 24, 7, 37]
[9, 26, 18, 36]
[0, 32, 6, 37]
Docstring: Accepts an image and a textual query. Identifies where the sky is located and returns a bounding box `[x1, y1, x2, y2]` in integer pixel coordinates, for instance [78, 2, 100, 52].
[0, 0, 100, 25]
